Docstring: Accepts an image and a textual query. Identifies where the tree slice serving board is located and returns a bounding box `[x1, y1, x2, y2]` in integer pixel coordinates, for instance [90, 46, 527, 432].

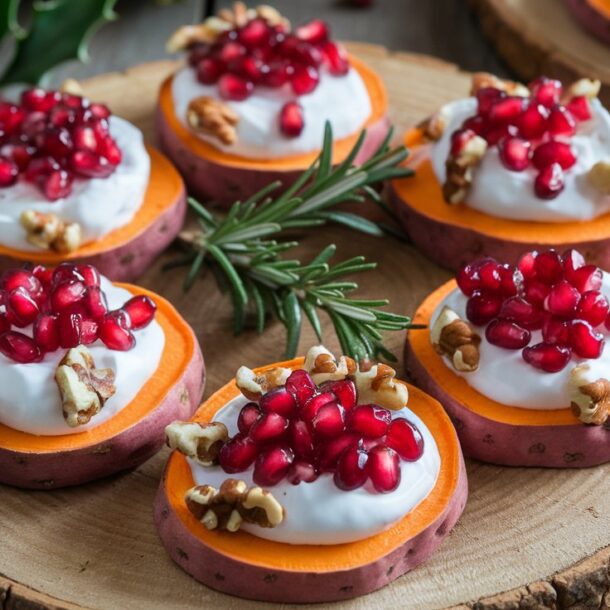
[0, 43, 608, 610]
[470, 0, 610, 106]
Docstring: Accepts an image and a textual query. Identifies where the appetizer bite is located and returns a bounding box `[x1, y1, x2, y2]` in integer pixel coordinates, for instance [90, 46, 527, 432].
[0, 85, 186, 280]
[155, 346, 466, 603]
[0, 262, 204, 488]
[157, 2, 389, 205]
[407, 249, 610, 467]
[391, 73, 610, 270]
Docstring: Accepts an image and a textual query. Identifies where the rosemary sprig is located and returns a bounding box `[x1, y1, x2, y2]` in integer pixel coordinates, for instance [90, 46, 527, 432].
[172, 123, 416, 360]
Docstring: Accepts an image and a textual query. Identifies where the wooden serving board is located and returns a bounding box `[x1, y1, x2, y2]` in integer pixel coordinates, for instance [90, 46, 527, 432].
[471, 0, 610, 105]
[1, 43, 609, 610]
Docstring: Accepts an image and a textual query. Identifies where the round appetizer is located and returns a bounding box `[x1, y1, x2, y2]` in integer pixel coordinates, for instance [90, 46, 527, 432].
[157, 2, 389, 205]
[406, 249, 610, 468]
[155, 346, 466, 603]
[0, 85, 186, 281]
[0, 262, 204, 489]
[391, 72, 610, 270]
[566, 0, 610, 45]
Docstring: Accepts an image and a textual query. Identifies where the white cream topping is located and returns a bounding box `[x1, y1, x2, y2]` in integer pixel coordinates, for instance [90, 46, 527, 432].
[171, 66, 372, 159]
[188, 395, 440, 545]
[430, 98, 610, 222]
[0, 277, 165, 436]
[0, 117, 150, 251]
[431, 273, 610, 409]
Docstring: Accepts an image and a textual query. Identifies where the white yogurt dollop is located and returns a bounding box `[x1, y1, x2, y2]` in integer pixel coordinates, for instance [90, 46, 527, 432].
[431, 273, 610, 409]
[0, 117, 150, 251]
[171, 66, 372, 159]
[188, 395, 440, 545]
[430, 98, 610, 222]
[0, 277, 165, 436]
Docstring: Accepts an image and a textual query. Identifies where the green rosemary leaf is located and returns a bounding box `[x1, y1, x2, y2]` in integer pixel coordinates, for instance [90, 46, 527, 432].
[315, 210, 384, 236]
[246, 278, 267, 334]
[283, 291, 302, 358]
[317, 121, 334, 180]
[301, 298, 323, 341]
[214, 222, 281, 244]
[278, 218, 326, 229]
[323, 300, 378, 322]
[183, 250, 205, 291]
[188, 197, 218, 228]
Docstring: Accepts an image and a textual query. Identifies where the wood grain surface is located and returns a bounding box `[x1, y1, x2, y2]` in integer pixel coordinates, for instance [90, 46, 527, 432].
[0, 43, 609, 610]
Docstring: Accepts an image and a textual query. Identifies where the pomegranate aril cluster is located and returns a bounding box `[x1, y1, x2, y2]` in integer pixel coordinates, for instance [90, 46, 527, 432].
[218, 370, 424, 493]
[454, 76, 593, 199]
[0, 263, 156, 363]
[0, 89, 122, 200]
[457, 249, 608, 372]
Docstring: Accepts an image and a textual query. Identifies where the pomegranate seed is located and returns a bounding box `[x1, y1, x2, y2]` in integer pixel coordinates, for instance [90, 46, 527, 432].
[563, 249, 585, 278]
[89, 103, 110, 119]
[322, 41, 349, 75]
[253, 445, 294, 486]
[534, 250, 563, 284]
[462, 115, 487, 135]
[476, 87, 506, 115]
[219, 41, 247, 64]
[569, 320, 604, 358]
[311, 401, 345, 438]
[33, 314, 59, 351]
[485, 124, 518, 146]
[97, 135, 122, 165]
[457, 262, 481, 296]
[318, 432, 359, 471]
[230, 56, 263, 83]
[1, 269, 42, 296]
[518, 251, 538, 281]
[295, 19, 329, 45]
[219, 434, 258, 473]
[321, 378, 357, 410]
[40, 128, 72, 158]
[604, 313, 610, 332]
[524, 279, 551, 306]
[238, 18, 271, 47]
[0, 156, 18, 187]
[366, 445, 401, 493]
[334, 443, 369, 491]
[61, 92, 87, 109]
[0, 313, 8, 335]
[286, 460, 318, 485]
[488, 96, 525, 124]
[196, 58, 224, 85]
[522, 342, 571, 372]
[249, 412, 289, 444]
[542, 316, 570, 345]
[289, 419, 315, 459]
[7, 287, 39, 326]
[24, 156, 60, 182]
[485, 318, 531, 349]
[529, 77, 562, 107]
[576, 291, 609, 327]
[285, 369, 317, 407]
[466, 291, 502, 325]
[58, 312, 82, 348]
[70, 150, 113, 178]
[0, 102, 25, 132]
[0, 331, 41, 363]
[548, 106, 576, 136]
[42, 170, 73, 200]
[0, 143, 33, 171]
[21, 88, 60, 112]
[259, 386, 296, 417]
[386, 418, 424, 461]
[450, 128, 477, 156]
[291, 65, 319, 95]
[122, 295, 156, 329]
[72, 126, 97, 152]
[83, 286, 108, 319]
[81, 319, 99, 345]
[500, 265, 523, 296]
[279, 101, 304, 138]
[237, 402, 261, 435]
[565, 96, 591, 121]
[544, 280, 581, 318]
[32, 265, 53, 288]
[517, 103, 549, 139]
[478, 260, 503, 292]
[500, 296, 543, 329]
[48, 106, 73, 127]
[568, 265, 603, 293]
[535, 163, 564, 199]
[346, 404, 391, 438]
[52, 263, 84, 285]
[499, 136, 531, 171]
[532, 141, 576, 170]
[50, 280, 86, 312]
[218, 74, 253, 101]
[99, 310, 135, 351]
[260, 62, 293, 87]
[301, 391, 335, 423]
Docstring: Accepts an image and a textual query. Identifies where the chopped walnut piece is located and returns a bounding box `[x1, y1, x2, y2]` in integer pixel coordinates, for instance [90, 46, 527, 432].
[303, 345, 356, 384]
[60, 78, 84, 96]
[352, 363, 408, 411]
[569, 365, 610, 425]
[564, 78, 601, 101]
[442, 133, 488, 205]
[185, 478, 284, 532]
[187, 96, 239, 145]
[418, 107, 450, 141]
[431, 306, 481, 372]
[20, 210, 83, 253]
[587, 161, 610, 194]
[165, 421, 229, 466]
[235, 365, 291, 401]
[55, 346, 116, 427]
[470, 72, 530, 97]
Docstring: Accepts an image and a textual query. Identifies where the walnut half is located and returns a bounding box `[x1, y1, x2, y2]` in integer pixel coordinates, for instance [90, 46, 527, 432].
[165, 421, 228, 466]
[235, 365, 291, 401]
[431, 306, 481, 372]
[303, 345, 356, 384]
[187, 97, 239, 146]
[20, 210, 83, 253]
[568, 365, 610, 425]
[442, 132, 488, 205]
[352, 363, 408, 411]
[470, 72, 530, 97]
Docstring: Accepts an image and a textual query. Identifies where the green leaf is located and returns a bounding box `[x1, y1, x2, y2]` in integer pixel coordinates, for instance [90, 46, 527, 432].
[1, 0, 118, 85]
[282, 291, 302, 359]
[0, 0, 22, 40]
[302, 298, 323, 341]
[316, 211, 384, 236]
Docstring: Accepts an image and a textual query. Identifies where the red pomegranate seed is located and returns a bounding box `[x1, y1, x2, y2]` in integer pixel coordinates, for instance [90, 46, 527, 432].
[291, 65, 320, 95]
[260, 61, 293, 87]
[366, 445, 401, 493]
[533, 250, 563, 284]
[604, 313, 610, 332]
[7, 287, 39, 326]
[576, 291, 609, 327]
[0, 102, 25, 132]
[72, 126, 97, 152]
[450, 128, 477, 156]
[50, 280, 86, 313]
[83, 286, 108, 319]
[346, 404, 391, 438]
[569, 320, 604, 358]
[534, 163, 564, 199]
[237, 402, 261, 435]
[219, 41, 247, 64]
[0, 143, 33, 171]
[196, 58, 224, 85]
[286, 460, 318, 485]
[517, 103, 549, 139]
[99, 310, 135, 351]
[462, 115, 487, 136]
[75, 264, 100, 288]
[301, 391, 335, 423]
[565, 96, 592, 121]
[42, 170, 73, 200]
[0, 313, 9, 335]
[500, 296, 543, 329]
[295, 19, 329, 44]
[70, 150, 113, 178]
[32, 265, 53, 288]
[122, 295, 156, 329]
[386, 418, 424, 461]
[532, 141, 576, 170]
[322, 41, 349, 75]
[1, 269, 42, 296]
[97, 135, 122, 166]
[40, 128, 72, 158]
[259, 387, 296, 417]
[0, 156, 18, 187]
[238, 18, 271, 47]
[334, 443, 369, 491]
[58, 312, 82, 348]
[542, 316, 570, 345]
[499, 136, 531, 171]
[81, 319, 99, 345]
[249, 412, 289, 444]
[548, 106, 576, 136]
[318, 432, 359, 470]
[517, 251, 538, 281]
[0, 331, 41, 363]
[476, 87, 506, 115]
[289, 419, 315, 459]
[219, 434, 258, 473]
[466, 291, 502, 325]
[478, 260, 502, 292]
[486, 124, 518, 146]
[218, 74, 253, 101]
[311, 401, 345, 438]
[21, 88, 60, 112]
[322, 378, 357, 410]
[89, 103, 110, 119]
[488, 96, 525, 124]
[230, 56, 263, 83]
[33, 314, 59, 351]
[485, 318, 531, 349]
[289, 41, 323, 68]
[544, 280, 581, 318]
[524, 280, 551, 307]
[500, 265, 523, 296]
[253, 445, 294, 486]
[285, 369, 317, 407]
[279, 101, 304, 138]
[568, 265, 603, 293]
[562, 248, 585, 278]
[522, 342, 571, 372]
[61, 92, 86, 109]
[529, 77, 562, 107]
[457, 262, 481, 296]
[52, 263, 84, 286]
[24, 156, 60, 182]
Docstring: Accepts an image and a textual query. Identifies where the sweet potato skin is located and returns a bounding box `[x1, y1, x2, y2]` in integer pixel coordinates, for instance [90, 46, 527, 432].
[566, 0, 610, 44]
[405, 341, 610, 468]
